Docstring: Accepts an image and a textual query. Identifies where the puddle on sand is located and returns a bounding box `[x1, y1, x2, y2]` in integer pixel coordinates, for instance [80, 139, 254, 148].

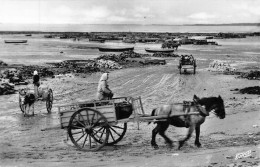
[0, 113, 60, 135]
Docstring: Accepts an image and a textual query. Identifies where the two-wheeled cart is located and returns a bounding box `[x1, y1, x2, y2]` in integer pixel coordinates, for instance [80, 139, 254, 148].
[178, 55, 197, 74]
[56, 96, 200, 151]
[19, 87, 53, 114]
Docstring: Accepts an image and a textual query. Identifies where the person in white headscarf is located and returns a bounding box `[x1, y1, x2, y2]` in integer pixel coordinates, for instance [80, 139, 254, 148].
[97, 73, 113, 100]
[33, 70, 40, 98]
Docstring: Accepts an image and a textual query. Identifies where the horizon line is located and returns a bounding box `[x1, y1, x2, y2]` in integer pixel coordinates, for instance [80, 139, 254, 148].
[0, 22, 259, 26]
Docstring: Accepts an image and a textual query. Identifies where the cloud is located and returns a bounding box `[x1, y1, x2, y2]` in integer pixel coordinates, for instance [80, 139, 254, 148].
[86, 6, 111, 19]
[0, 1, 40, 24]
[188, 12, 217, 20]
[0, 0, 259, 25]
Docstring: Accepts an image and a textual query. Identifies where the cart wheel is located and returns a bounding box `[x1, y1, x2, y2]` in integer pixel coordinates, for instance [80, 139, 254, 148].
[46, 89, 53, 113]
[92, 123, 127, 145]
[68, 108, 109, 151]
[19, 94, 25, 113]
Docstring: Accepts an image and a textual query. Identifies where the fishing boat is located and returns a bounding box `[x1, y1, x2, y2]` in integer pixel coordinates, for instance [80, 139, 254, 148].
[98, 46, 134, 52]
[89, 38, 105, 43]
[145, 48, 175, 53]
[4, 40, 28, 44]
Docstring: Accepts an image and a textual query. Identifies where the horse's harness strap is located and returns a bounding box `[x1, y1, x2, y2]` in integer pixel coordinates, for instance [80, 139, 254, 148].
[183, 101, 207, 117]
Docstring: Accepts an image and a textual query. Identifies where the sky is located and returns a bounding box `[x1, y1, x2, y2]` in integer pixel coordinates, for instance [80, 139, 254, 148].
[0, 0, 260, 25]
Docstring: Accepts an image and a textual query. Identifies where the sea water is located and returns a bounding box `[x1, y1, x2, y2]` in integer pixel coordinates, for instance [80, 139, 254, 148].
[0, 23, 260, 33]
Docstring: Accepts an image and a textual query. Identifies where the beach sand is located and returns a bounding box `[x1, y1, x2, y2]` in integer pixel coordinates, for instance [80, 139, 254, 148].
[0, 34, 259, 167]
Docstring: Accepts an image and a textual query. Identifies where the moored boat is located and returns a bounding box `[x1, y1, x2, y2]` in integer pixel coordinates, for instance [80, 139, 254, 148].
[145, 48, 175, 53]
[98, 46, 134, 52]
[89, 38, 105, 43]
[4, 40, 28, 44]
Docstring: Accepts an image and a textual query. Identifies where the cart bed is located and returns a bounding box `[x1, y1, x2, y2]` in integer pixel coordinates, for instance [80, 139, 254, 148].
[58, 100, 117, 129]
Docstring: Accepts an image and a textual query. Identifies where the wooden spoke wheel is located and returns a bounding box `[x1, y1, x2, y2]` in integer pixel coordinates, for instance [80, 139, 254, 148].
[19, 94, 25, 113]
[68, 108, 109, 151]
[46, 89, 53, 113]
[92, 123, 127, 145]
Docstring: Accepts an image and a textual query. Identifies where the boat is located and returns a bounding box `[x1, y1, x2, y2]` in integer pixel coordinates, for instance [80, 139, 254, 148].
[89, 38, 105, 43]
[145, 48, 175, 53]
[4, 40, 28, 44]
[98, 46, 134, 52]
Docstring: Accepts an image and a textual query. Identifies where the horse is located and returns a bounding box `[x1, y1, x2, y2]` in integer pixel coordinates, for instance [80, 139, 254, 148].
[19, 89, 36, 117]
[150, 95, 225, 149]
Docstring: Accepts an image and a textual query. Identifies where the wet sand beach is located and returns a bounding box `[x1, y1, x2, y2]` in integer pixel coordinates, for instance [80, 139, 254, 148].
[0, 34, 260, 167]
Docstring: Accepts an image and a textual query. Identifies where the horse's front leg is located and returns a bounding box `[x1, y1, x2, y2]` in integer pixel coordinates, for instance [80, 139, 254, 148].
[195, 126, 201, 147]
[24, 104, 29, 117]
[178, 125, 195, 149]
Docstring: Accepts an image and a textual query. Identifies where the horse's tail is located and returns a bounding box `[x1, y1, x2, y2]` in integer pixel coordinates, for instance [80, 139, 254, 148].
[148, 108, 157, 125]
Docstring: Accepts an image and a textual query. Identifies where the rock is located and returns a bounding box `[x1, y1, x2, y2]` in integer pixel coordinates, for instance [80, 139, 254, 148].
[239, 86, 260, 95]
[227, 163, 235, 167]
[225, 155, 234, 159]
[171, 153, 179, 156]
[208, 60, 236, 72]
[239, 70, 260, 80]
[0, 82, 16, 95]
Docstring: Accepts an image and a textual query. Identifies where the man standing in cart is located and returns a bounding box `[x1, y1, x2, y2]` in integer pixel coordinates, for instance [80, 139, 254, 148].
[33, 70, 40, 99]
[97, 72, 114, 100]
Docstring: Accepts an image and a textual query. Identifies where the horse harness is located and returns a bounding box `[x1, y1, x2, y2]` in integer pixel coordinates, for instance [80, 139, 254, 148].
[183, 101, 207, 127]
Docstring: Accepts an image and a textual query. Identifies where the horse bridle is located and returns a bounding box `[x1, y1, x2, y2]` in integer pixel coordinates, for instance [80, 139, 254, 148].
[208, 104, 219, 116]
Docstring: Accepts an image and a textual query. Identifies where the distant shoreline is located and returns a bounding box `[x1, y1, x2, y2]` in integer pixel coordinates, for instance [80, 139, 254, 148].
[0, 31, 259, 35]
[183, 23, 260, 26]
[0, 23, 259, 33]
[1, 23, 259, 26]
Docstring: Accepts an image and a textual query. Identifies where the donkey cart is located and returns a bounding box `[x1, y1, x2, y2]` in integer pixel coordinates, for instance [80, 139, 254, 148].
[19, 87, 54, 115]
[178, 55, 197, 74]
[56, 96, 201, 151]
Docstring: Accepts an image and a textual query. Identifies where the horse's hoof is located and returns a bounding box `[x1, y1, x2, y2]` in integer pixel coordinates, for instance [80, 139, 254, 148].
[195, 142, 201, 148]
[178, 141, 184, 150]
[152, 145, 159, 150]
[167, 145, 173, 150]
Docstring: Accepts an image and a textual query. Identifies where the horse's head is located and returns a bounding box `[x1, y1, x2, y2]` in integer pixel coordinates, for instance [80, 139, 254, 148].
[193, 95, 225, 119]
[211, 95, 225, 119]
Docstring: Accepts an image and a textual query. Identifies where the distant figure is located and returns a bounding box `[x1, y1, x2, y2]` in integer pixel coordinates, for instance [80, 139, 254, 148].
[97, 73, 114, 100]
[33, 70, 40, 98]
